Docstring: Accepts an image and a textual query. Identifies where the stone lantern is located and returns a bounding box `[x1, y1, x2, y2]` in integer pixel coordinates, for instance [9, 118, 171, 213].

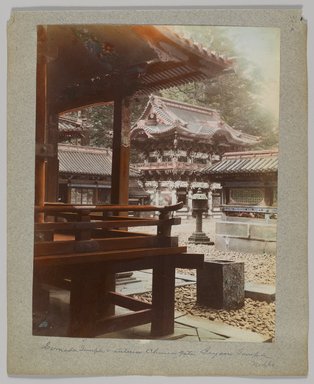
[188, 188, 213, 244]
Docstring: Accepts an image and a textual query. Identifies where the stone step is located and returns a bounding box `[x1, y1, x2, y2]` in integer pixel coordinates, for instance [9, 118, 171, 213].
[245, 282, 275, 303]
[115, 277, 139, 286]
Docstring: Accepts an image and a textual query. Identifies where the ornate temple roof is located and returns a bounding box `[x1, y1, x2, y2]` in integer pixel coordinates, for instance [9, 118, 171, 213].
[58, 116, 90, 140]
[58, 144, 139, 177]
[203, 149, 278, 175]
[131, 95, 259, 146]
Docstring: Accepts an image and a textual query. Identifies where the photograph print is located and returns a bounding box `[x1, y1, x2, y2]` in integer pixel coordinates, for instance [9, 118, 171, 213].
[32, 24, 279, 343]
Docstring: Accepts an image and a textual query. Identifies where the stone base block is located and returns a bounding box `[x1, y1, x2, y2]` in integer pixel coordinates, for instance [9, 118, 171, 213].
[215, 235, 277, 255]
[197, 260, 244, 310]
[245, 282, 275, 303]
[188, 232, 214, 245]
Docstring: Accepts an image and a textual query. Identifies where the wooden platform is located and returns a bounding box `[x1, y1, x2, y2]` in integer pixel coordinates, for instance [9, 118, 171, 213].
[33, 202, 204, 338]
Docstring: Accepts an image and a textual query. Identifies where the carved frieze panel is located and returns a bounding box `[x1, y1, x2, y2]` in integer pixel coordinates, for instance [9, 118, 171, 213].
[229, 188, 264, 205]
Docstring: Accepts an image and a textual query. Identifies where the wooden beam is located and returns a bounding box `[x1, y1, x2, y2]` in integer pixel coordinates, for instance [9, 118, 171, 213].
[34, 217, 179, 232]
[35, 201, 183, 214]
[108, 291, 152, 311]
[34, 246, 187, 267]
[96, 309, 152, 336]
[34, 235, 159, 257]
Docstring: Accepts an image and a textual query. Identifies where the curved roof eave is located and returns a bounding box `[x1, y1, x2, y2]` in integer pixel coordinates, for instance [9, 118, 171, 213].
[43, 25, 233, 114]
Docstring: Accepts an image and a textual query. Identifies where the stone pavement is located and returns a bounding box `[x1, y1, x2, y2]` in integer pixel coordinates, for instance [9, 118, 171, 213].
[109, 270, 273, 342]
[116, 270, 275, 303]
[101, 308, 270, 342]
[116, 270, 197, 296]
[35, 272, 272, 342]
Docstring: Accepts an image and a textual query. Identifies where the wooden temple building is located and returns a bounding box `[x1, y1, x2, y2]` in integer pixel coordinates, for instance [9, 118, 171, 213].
[58, 143, 149, 206]
[203, 150, 278, 254]
[130, 95, 259, 216]
[34, 24, 236, 338]
[58, 114, 91, 145]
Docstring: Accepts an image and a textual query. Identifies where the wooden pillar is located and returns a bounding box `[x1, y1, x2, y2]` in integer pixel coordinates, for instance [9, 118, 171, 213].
[207, 190, 212, 215]
[111, 93, 130, 205]
[151, 255, 176, 336]
[67, 185, 72, 203]
[155, 182, 161, 205]
[94, 186, 99, 204]
[35, 26, 47, 222]
[225, 186, 230, 205]
[68, 265, 102, 337]
[188, 186, 193, 213]
[35, 26, 59, 211]
[45, 114, 59, 202]
[110, 90, 130, 308]
[264, 186, 273, 207]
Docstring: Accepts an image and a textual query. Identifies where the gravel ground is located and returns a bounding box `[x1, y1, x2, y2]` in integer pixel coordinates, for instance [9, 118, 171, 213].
[132, 218, 276, 340]
[178, 246, 276, 286]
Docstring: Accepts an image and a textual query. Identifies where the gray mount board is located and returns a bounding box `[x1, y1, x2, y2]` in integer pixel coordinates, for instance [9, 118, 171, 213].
[7, 7, 308, 377]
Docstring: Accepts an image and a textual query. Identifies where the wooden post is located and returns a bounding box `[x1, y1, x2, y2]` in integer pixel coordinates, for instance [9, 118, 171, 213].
[35, 26, 47, 222]
[35, 26, 59, 212]
[68, 265, 102, 337]
[94, 186, 99, 204]
[110, 92, 131, 306]
[111, 93, 130, 205]
[151, 255, 176, 336]
[45, 114, 59, 202]
[264, 186, 273, 207]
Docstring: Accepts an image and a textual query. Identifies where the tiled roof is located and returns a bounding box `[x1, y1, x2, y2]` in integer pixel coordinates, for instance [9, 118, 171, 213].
[131, 95, 259, 146]
[59, 117, 84, 133]
[58, 144, 139, 177]
[203, 150, 278, 175]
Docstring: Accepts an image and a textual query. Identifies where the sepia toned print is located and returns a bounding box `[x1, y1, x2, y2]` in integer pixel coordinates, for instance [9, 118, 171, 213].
[32, 24, 279, 342]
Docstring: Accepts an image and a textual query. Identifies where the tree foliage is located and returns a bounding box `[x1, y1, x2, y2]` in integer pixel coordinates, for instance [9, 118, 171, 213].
[161, 26, 278, 148]
[62, 98, 148, 148]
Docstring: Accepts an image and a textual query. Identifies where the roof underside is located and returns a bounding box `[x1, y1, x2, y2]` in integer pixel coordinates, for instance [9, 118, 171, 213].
[43, 25, 232, 113]
[203, 150, 278, 175]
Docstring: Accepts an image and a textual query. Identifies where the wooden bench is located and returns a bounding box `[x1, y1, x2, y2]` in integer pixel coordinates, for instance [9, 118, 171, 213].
[33, 202, 204, 338]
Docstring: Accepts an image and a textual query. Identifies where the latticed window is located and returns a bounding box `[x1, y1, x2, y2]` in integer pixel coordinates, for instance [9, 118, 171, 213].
[70, 187, 94, 204]
[230, 188, 264, 205]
